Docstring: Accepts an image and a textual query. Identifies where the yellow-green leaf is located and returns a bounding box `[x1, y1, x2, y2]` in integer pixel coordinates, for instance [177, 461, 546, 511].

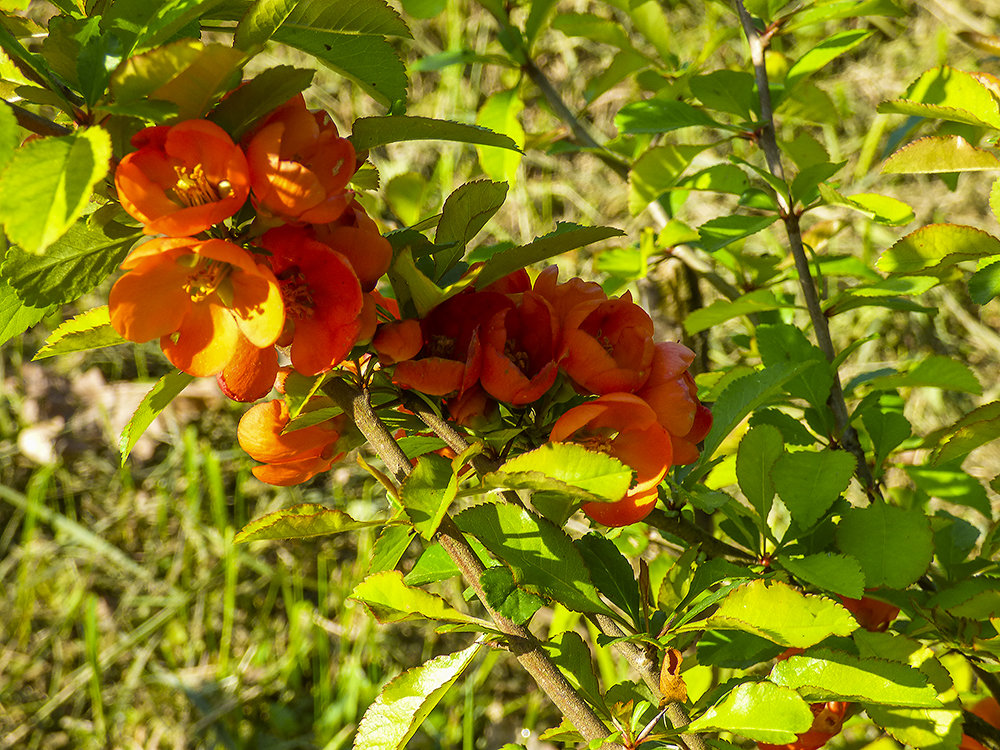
[883, 136, 1000, 174]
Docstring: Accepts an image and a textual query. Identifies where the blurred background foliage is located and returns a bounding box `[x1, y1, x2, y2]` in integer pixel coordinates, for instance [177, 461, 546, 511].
[2, 0, 999, 747]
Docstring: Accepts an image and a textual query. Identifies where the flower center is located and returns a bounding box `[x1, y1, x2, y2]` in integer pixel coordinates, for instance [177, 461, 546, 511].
[172, 164, 232, 208]
[428, 334, 456, 358]
[277, 269, 315, 319]
[182, 258, 229, 302]
[504, 341, 531, 374]
[576, 432, 616, 455]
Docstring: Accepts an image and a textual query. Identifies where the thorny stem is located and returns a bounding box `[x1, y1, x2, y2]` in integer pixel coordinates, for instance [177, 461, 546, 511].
[732, 1, 880, 500]
[324, 377, 622, 749]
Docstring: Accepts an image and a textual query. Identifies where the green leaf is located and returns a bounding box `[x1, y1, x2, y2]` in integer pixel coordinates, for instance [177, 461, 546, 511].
[770, 650, 939, 707]
[234, 504, 396, 543]
[969, 257, 1000, 304]
[836, 504, 933, 589]
[683, 289, 784, 336]
[101, 0, 225, 55]
[454, 502, 611, 615]
[864, 356, 981, 395]
[355, 641, 482, 750]
[548, 630, 606, 712]
[878, 67, 1000, 130]
[111, 41, 245, 120]
[614, 99, 721, 135]
[0, 128, 111, 256]
[696, 362, 813, 469]
[930, 400, 1000, 466]
[628, 144, 707, 215]
[0, 282, 52, 348]
[368, 525, 416, 575]
[433, 179, 508, 278]
[784, 30, 872, 91]
[861, 400, 912, 469]
[209, 65, 315, 139]
[575, 533, 641, 626]
[3, 219, 139, 306]
[777, 554, 864, 599]
[785, 0, 904, 31]
[790, 160, 845, 205]
[479, 566, 543, 625]
[32, 306, 125, 360]
[867, 704, 963, 750]
[676, 165, 751, 195]
[689, 70, 758, 119]
[877, 224, 1000, 276]
[119, 371, 195, 465]
[817, 184, 915, 226]
[883, 135, 1000, 174]
[687, 681, 814, 743]
[234, 0, 298, 49]
[736, 424, 784, 521]
[905, 466, 991, 518]
[0, 99, 18, 172]
[687, 579, 858, 648]
[400, 453, 457, 540]
[486, 442, 632, 503]
[772, 450, 857, 530]
[473, 223, 624, 289]
[756, 323, 832, 408]
[475, 89, 524, 183]
[551, 12, 636, 48]
[697, 215, 779, 253]
[351, 570, 480, 625]
[350, 115, 521, 152]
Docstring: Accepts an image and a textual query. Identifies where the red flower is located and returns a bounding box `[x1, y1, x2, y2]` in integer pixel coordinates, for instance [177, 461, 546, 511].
[311, 203, 392, 292]
[757, 702, 849, 750]
[532, 265, 606, 327]
[246, 95, 356, 224]
[838, 594, 900, 632]
[109, 238, 283, 376]
[479, 291, 559, 406]
[560, 292, 656, 394]
[262, 226, 364, 376]
[115, 120, 249, 236]
[392, 291, 512, 397]
[636, 342, 711, 464]
[238, 399, 345, 485]
[549, 393, 673, 527]
[446, 385, 499, 430]
[374, 319, 423, 366]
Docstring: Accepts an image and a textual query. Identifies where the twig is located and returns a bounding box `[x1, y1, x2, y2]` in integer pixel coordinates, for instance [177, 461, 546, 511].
[732, 1, 879, 500]
[323, 377, 622, 748]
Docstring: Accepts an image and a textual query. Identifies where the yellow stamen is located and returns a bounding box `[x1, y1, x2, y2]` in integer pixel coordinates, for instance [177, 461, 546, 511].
[278, 270, 315, 319]
[183, 258, 230, 302]
[172, 164, 227, 207]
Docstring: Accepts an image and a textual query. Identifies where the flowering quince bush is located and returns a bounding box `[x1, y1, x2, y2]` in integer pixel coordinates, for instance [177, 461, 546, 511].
[2, 0, 1000, 749]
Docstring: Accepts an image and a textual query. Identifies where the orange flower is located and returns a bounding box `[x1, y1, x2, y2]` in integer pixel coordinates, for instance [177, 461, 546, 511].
[238, 399, 345, 485]
[262, 226, 364, 376]
[217, 332, 280, 402]
[532, 265, 607, 330]
[560, 292, 656, 394]
[311, 203, 392, 291]
[374, 319, 423, 365]
[246, 95, 356, 224]
[549, 393, 673, 527]
[115, 120, 250, 236]
[479, 291, 559, 406]
[109, 238, 283, 376]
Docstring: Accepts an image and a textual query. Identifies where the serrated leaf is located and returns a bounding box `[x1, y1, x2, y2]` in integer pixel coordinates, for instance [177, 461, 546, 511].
[697, 215, 779, 253]
[930, 400, 1000, 466]
[351, 570, 480, 625]
[473, 223, 624, 289]
[818, 183, 915, 226]
[676, 164, 751, 195]
[683, 289, 784, 336]
[969, 257, 1000, 304]
[235, 503, 396, 543]
[836, 504, 933, 589]
[355, 641, 482, 750]
[0, 128, 111, 256]
[690, 69, 758, 119]
[773, 450, 856, 530]
[33, 306, 125, 359]
[487, 442, 632, 504]
[119, 370, 194, 465]
[778, 554, 864, 599]
[433, 179, 508, 278]
[877, 224, 1000, 276]
[784, 30, 871, 91]
[878, 66, 1000, 130]
[400, 453, 457, 539]
[368, 525, 416, 575]
[209, 65, 315, 139]
[614, 99, 722, 135]
[575, 533, 641, 626]
[475, 89, 524, 183]
[736, 424, 784, 521]
[0, 281, 52, 348]
[687, 681, 814, 742]
[350, 116, 521, 152]
[234, 0, 298, 49]
[454, 502, 611, 615]
[479, 566, 543, 625]
[770, 651, 938, 706]
[628, 144, 707, 215]
[864, 356, 981, 395]
[0, 99, 18, 172]
[685, 579, 858, 648]
[883, 136, 1000, 174]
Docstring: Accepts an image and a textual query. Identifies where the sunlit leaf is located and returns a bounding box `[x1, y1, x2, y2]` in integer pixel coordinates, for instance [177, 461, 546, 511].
[736, 424, 784, 521]
[476, 89, 524, 183]
[877, 224, 1000, 276]
[784, 30, 872, 91]
[863, 356, 981, 395]
[119, 370, 194, 465]
[778, 554, 864, 599]
[884, 136, 1000, 174]
[684, 289, 785, 336]
[33, 306, 125, 360]
[772, 449, 856, 529]
[487, 442, 632, 503]
[234, 504, 398, 543]
[878, 66, 1000, 130]
[628, 144, 707, 215]
[351, 570, 480, 624]
[687, 681, 813, 742]
[929, 400, 1000, 466]
[836, 504, 933, 589]
[400, 453, 457, 539]
[350, 115, 521, 152]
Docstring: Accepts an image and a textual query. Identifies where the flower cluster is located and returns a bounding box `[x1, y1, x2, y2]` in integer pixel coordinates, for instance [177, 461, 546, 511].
[109, 96, 392, 401]
[374, 265, 711, 527]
